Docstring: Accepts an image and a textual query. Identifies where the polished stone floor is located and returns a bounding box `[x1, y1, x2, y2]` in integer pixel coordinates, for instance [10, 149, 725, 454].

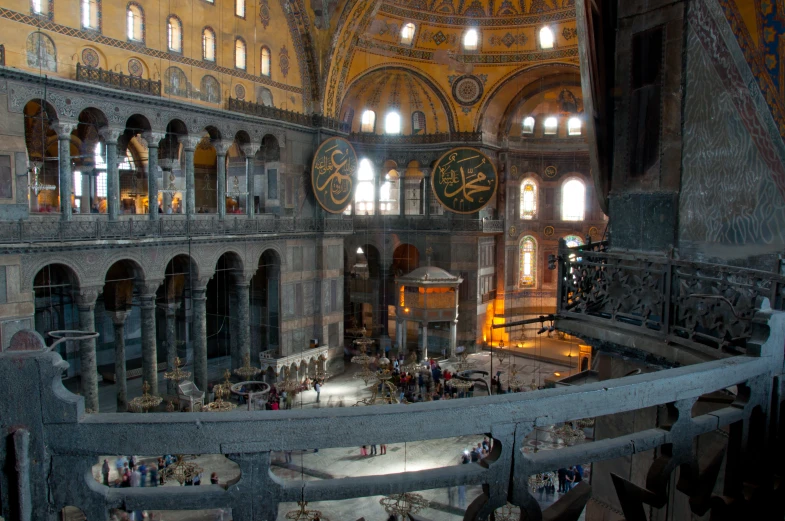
[84, 349, 589, 520]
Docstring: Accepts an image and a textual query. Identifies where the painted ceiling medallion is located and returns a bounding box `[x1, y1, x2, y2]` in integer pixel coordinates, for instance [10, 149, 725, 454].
[544, 226, 555, 236]
[589, 226, 599, 237]
[452, 75, 484, 106]
[544, 165, 557, 178]
[508, 225, 518, 237]
[127, 58, 143, 77]
[259, 0, 270, 28]
[235, 84, 246, 100]
[81, 48, 99, 68]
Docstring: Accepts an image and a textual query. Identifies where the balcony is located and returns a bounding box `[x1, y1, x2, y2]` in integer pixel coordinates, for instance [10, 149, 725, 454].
[0, 215, 353, 244]
[258, 345, 329, 377]
[352, 215, 503, 233]
[349, 131, 482, 145]
[227, 98, 350, 132]
[75, 63, 161, 96]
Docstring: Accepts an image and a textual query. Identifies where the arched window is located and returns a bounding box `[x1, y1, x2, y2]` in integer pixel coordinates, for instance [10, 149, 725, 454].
[200, 75, 220, 103]
[568, 117, 582, 136]
[400, 22, 416, 45]
[235, 0, 246, 18]
[544, 116, 558, 135]
[202, 27, 215, 61]
[361, 110, 376, 133]
[164, 66, 188, 97]
[539, 26, 554, 49]
[522, 116, 535, 134]
[463, 28, 479, 51]
[380, 171, 399, 214]
[127, 4, 144, 42]
[82, 0, 99, 29]
[563, 235, 584, 247]
[520, 178, 537, 220]
[31, 0, 48, 16]
[235, 38, 246, 69]
[562, 179, 585, 221]
[257, 87, 273, 106]
[343, 108, 355, 124]
[519, 236, 537, 287]
[385, 112, 401, 134]
[167, 16, 182, 52]
[412, 111, 426, 134]
[355, 158, 375, 215]
[260, 46, 271, 76]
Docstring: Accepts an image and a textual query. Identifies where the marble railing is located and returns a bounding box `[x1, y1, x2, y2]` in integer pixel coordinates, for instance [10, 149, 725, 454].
[0, 215, 353, 243]
[0, 302, 782, 521]
[352, 215, 502, 233]
[258, 344, 329, 377]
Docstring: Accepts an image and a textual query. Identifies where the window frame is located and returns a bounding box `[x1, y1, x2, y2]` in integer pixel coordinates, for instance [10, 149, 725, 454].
[400, 22, 416, 46]
[463, 28, 479, 51]
[167, 15, 183, 53]
[520, 178, 538, 220]
[568, 117, 582, 136]
[539, 26, 555, 49]
[126, 2, 145, 44]
[518, 235, 538, 288]
[360, 110, 376, 133]
[354, 158, 375, 215]
[31, 0, 52, 18]
[522, 116, 535, 134]
[412, 111, 426, 134]
[235, 0, 246, 19]
[234, 37, 247, 70]
[561, 177, 586, 221]
[81, 0, 101, 31]
[260, 46, 271, 77]
[202, 26, 216, 62]
[384, 111, 402, 135]
[543, 116, 558, 135]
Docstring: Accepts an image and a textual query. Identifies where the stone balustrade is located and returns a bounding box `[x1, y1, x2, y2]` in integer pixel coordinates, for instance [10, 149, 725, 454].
[259, 344, 329, 379]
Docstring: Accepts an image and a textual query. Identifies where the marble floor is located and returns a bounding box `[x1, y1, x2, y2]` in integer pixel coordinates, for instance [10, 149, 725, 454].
[83, 350, 589, 520]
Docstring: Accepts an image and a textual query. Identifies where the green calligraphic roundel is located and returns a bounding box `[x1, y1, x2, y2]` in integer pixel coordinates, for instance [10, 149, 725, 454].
[311, 137, 358, 214]
[431, 147, 498, 214]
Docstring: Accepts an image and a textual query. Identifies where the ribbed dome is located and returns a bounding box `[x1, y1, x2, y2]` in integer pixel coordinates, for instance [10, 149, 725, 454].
[397, 266, 462, 284]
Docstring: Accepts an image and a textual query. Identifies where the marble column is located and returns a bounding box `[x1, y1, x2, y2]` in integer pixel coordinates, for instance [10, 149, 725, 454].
[75, 288, 100, 412]
[449, 318, 458, 359]
[401, 319, 408, 355]
[192, 287, 208, 393]
[163, 303, 179, 396]
[139, 292, 159, 396]
[142, 132, 165, 220]
[229, 289, 239, 369]
[423, 169, 432, 218]
[236, 282, 251, 366]
[399, 170, 406, 216]
[80, 168, 90, 213]
[53, 122, 75, 221]
[422, 322, 429, 360]
[111, 310, 130, 412]
[100, 127, 123, 220]
[241, 143, 258, 217]
[214, 140, 230, 220]
[182, 136, 200, 216]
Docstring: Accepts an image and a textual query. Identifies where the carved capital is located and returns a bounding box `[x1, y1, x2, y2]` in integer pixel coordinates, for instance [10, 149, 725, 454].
[73, 286, 101, 307]
[51, 122, 76, 139]
[98, 126, 124, 144]
[181, 135, 202, 151]
[240, 142, 260, 157]
[213, 139, 233, 156]
[136, 280, 163, 298]
[110, 310, 131, 326]
[160, 301, 180, 316]
[141, 131, 166, 148]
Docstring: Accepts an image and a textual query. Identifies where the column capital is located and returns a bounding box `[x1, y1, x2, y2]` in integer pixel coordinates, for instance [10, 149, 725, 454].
[212, 139, 232, 156]
[191, 286, 208, 299]
[73, 286, 101, 307]
[141, 131, 166, 147]
[159, 301, 181, 316]
[136, 280, 163, 299]
[181, 135, 202, 151]
[240, 142, 260, 157]
[51, 122, 76, 138]
[110, 309, 131, 325]
[98, 126, 124, 144]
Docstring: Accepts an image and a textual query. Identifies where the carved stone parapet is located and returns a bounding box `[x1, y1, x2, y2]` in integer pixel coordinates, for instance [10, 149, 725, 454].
[259, 344, 329, 375]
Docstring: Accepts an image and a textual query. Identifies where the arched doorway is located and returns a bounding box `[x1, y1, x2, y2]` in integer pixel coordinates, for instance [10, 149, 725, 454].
[206, 252, 245, 371]
[251, 250, 281, 362]
[158, 255, 196, 395]
[33, 264, 79, 369]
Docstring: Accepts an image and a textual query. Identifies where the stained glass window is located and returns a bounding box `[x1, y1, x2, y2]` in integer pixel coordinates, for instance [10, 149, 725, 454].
[520, 179, 537, 220]
[519, 236, 537, 287]
[355, 158, 375, 215]
[563, 235, 583, 247]
[562, 179, 585, 221]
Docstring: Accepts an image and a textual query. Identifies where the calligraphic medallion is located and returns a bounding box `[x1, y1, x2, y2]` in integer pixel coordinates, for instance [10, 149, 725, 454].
[311, 137, 357, 214]
[431, 147, 498, 214]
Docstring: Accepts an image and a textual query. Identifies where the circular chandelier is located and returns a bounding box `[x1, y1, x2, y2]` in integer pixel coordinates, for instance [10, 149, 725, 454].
[164, 356, 191, 386]
[528, 472, 556, 492]
[493, 503, 522, 521]
[554, 423, 586, 445]
[163, 455, 203, 485]
[128, 380, 163, 413]
[380, 493, 428, 518]
[285, 501, 326, 521]
[205, 383, 236, 412]
[234, 353, 262, 380]
[576, 417, 595, 429]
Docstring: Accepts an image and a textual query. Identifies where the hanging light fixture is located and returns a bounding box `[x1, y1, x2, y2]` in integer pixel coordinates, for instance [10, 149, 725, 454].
[28, 161, 56, 195]
[493, 502, 522, 521]
[285, 501, 326, 521]
[234, 352, 262, 380]
[527, 472, 556, 493]
[226, 175, 248, 197]
[163, 455, 203, 485]
[164, 356, 191, 387]
[128, 380, 163, 412]
[380, 443, 428, 518]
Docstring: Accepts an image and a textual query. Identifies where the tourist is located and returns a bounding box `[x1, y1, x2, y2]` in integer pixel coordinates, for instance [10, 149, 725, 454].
[129, 456, 136, 470]
[91, 203, 99, 214]
[370, 444, 377, 455]
[458, 484, 466, 507]
[210, 472, 219, 485]
[380, 444, 387, 455]
[158, 204, 163, 214]
[564, 467, 575, 491]
[314, 381, 321, 403]
[166, 204, 173, 214]
[557, 468, 567, 493]
[115, 456, 126, 476]
[149, 464, 158, 487]
[360, 445, 368, 456]
[138, 462, 147, 487]
[573, 464, 583, 484]
[193, 471, 202, 485]
[102, 459, 110, 486]
[130, 467, 141, 487]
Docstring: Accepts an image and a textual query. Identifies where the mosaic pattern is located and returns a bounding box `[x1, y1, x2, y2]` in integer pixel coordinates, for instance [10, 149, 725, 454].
[562, 27, 577, 40]
[452, 75, 484, 106]
[381, 2, 575, 26]
[81, 47, 99, 68]
[259, 0, 270, 28]
[235, 83, 246, 100]
[496, 0, 518, 15]
[420, 28, 457, 46]
[489, 32, 528, 47]
[276, 0, 316, 108]
[0, 7, 302, 94]
[26, 32, 56, 72]
[127, 58, 143, 77]
[279, 45, 290, 78]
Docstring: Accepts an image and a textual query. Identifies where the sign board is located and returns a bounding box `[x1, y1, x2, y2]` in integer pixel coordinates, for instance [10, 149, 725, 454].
[310, 136, 357, 214]
[431, 147, 497, 214]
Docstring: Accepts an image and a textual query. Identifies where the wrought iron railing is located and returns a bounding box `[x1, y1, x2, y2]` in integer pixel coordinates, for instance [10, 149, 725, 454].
[482, 219, 504, 233]
[348, 131, 483, 145]
[556, 240, 785, 356]
[352, 215, 498, 232]
[227, 98, 351, 132]
[76, 63, 161, 96]
[0, 215, 353, 243]
[0, 44, 5, 67]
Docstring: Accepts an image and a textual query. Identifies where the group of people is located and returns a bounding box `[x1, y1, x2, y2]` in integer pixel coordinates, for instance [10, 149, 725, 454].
[377, 354, 477, 403]
[461, 438, 492, 464]
[359, 444, 387, 456]
[102, 455, 220, 489]
[557, 465, 585, 493]
[263, 377, 324, 410]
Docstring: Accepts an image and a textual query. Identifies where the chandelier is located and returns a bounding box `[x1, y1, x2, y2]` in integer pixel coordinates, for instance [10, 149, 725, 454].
[158, 162, 179, 194]
[493, 502, 522, 521]
[528, 472, 556, 492]
[226, 175, 248, 196]
[285, 501, 326, 521]
[163, 455, 203, 485]
[205, 378, 236, 412]
[234, 353, 262, 380]
[575, 417, 595, 429]
[28, 161, 56, 195]
[164, 356, 191, 386]
[399, 351, 422, 374]
[345, 317, 366, 337]
[380, 493, 428, 518]
[127, 171, 144, 197]
[496, 338, 508, 364]
[128, 380, 163, 412]
[554, 423, 586, 445]
[202, 172, 215, 192]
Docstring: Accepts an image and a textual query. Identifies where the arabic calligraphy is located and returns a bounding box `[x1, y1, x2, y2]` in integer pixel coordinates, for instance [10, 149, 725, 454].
[431, 148, 498, 214]
[311, 137, 357, 214]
